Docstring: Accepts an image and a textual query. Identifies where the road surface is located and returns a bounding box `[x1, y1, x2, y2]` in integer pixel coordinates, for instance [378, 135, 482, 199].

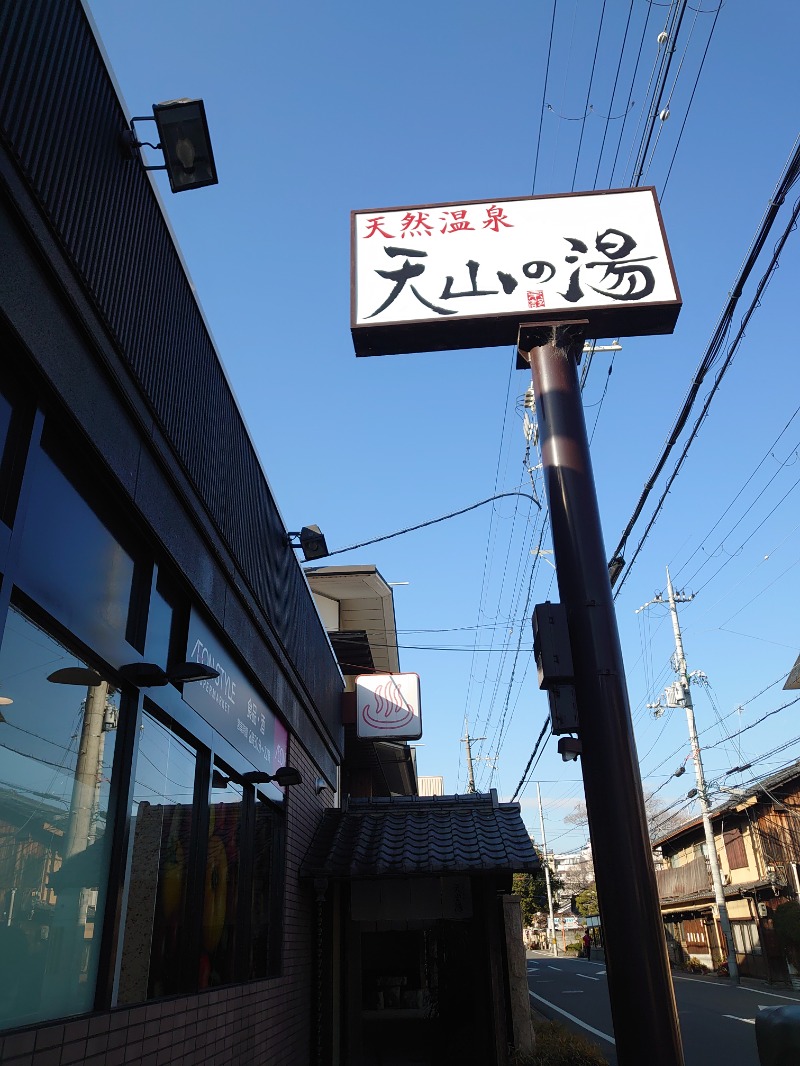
[527, 951, 800, 1065]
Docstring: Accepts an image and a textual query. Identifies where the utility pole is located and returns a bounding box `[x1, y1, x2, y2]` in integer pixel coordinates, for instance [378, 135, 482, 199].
[461, 727, 485, 794]
[536, 782, 558, 956]
[642, 568, 739, 983]
[519, 322, 683, 1066]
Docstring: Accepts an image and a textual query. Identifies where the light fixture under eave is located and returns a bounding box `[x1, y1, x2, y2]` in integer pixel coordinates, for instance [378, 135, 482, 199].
[288, 525, 330, 562]
[47, 667, 104, 687]
[0, 695, 13, 706]
[120, 98, 218, 194]
[242, 767, 303, 788]
[118, 661, 221, 688]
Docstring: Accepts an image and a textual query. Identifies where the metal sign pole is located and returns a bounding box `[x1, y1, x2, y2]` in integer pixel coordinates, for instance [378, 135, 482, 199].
[519, 321, 684, 1066]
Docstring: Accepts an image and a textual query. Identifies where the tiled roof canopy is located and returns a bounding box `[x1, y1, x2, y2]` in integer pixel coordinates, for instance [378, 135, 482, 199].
[301, 790, 540, 879]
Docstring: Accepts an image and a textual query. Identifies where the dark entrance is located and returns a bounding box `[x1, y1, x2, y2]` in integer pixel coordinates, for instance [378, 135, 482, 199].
[358, 919, 492, 1066]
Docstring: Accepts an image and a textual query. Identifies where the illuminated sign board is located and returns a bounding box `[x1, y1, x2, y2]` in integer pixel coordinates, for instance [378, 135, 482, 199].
[351, 187, 680, 356]
[356, 673, 422, 740]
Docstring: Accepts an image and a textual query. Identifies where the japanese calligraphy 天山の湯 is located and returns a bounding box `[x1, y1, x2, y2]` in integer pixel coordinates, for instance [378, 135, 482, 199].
[351, 188, 681, 356]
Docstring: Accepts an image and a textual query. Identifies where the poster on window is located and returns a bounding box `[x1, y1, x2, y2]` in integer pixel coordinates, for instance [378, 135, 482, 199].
[351, 187, 680, 356]
[356, 673, 422, 740]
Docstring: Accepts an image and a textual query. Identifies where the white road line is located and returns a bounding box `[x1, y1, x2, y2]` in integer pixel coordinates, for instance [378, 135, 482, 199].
[596, 970, 606, 976]
[738, 987, 800, 1002]
[722, 1015, 755, 1025]
[548, 965, 562, 971]
[575, 973, 599, 982]
[529, 991, 616, 1044]
[562, 990, 584, 994]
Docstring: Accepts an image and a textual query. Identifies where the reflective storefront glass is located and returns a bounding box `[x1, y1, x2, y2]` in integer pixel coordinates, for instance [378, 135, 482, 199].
[0, 607, 118, 1028]
[118, 711, 197, 1003]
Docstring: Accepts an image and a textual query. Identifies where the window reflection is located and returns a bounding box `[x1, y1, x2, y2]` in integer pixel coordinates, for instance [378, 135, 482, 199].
[0, 607, 118, 1029]
[202, 769, 242, 988]
[16, 450, 135, 648]
[118, 712, 196, 1003]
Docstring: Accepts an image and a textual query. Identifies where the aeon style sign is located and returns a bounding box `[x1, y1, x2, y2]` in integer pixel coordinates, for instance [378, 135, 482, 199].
[356, 673, 422, 740]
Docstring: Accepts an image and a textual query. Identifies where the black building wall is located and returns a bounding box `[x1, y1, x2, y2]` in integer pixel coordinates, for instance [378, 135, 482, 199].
[0, 0, 342, 766]
[0, 0, 343, 1062]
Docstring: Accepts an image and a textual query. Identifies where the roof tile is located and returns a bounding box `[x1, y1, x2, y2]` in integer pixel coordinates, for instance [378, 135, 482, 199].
[301, 790, 540, 879]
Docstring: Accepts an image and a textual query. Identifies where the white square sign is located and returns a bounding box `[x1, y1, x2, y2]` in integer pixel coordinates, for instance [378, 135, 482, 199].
[356, 673, 422, 740]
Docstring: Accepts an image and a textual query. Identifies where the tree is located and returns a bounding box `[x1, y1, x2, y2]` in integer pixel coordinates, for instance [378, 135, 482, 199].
[574, 883, 599, 917]
[773, 899, 800, 969]
[513, 865, 563, 927]
[564, 794, 686, 842]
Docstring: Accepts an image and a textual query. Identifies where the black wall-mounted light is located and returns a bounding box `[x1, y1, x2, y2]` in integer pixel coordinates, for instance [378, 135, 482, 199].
[243, 767, 303, 788]
[118, 661, 220, 687]
[557, 736, 582, 762]
[121, 98, 218, 193]
[288, 525, 330, 561]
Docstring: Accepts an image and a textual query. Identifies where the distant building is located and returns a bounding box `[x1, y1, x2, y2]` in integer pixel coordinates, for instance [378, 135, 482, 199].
[552, 846, 594, 907]
[418, 776, 445, 796]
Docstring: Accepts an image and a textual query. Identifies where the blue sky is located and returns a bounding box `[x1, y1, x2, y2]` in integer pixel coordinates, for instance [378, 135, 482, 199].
[84, 0, 800, 857]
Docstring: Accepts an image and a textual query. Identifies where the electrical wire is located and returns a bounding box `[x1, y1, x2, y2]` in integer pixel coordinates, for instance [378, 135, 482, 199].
[531, 0, 559, 195]
[659, 0, 724, 201]
[674, 404, 800, 588]
[610, 137, 800, 591]
[570, 0, 609, 191]
[510, 715, 551, 802]
[617, 200, 800, 595]
[592, 0, 636, 188]
[323, 490, 541, 558]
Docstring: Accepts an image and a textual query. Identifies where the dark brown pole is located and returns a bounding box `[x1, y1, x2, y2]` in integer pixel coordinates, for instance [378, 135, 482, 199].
[519, 321, 684, 1066]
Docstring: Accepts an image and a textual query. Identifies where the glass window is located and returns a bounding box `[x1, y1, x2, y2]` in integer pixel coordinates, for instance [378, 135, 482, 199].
[0, 607, 119, 1030]
[202, 768, 243, 988]
[0, 390, 12, 484]
[144, 587, 174, 671]
[144, 575, 186, 672]
[118, 713, 197, 1004]
[15, 450, 136, 650]
[0, 379, 32, 529]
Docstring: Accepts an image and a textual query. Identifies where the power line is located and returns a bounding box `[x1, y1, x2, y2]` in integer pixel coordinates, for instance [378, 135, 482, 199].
[510, 715, 551, 802]
[324, 490, 540, 558]
[659, 0, 724, 200]
[571, 0, 609, 191]
[610, 136, 800, 591]
[616, 191, 800, 592]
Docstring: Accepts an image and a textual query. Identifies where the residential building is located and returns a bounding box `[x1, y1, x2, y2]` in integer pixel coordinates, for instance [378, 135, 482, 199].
[304, 564, 541, 1065]
[653, 760, 800, 981]
[552, 845, 594, 908]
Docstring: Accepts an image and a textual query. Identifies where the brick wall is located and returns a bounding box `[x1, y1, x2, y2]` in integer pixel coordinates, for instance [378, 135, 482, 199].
[0, 742, 333, 1066]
